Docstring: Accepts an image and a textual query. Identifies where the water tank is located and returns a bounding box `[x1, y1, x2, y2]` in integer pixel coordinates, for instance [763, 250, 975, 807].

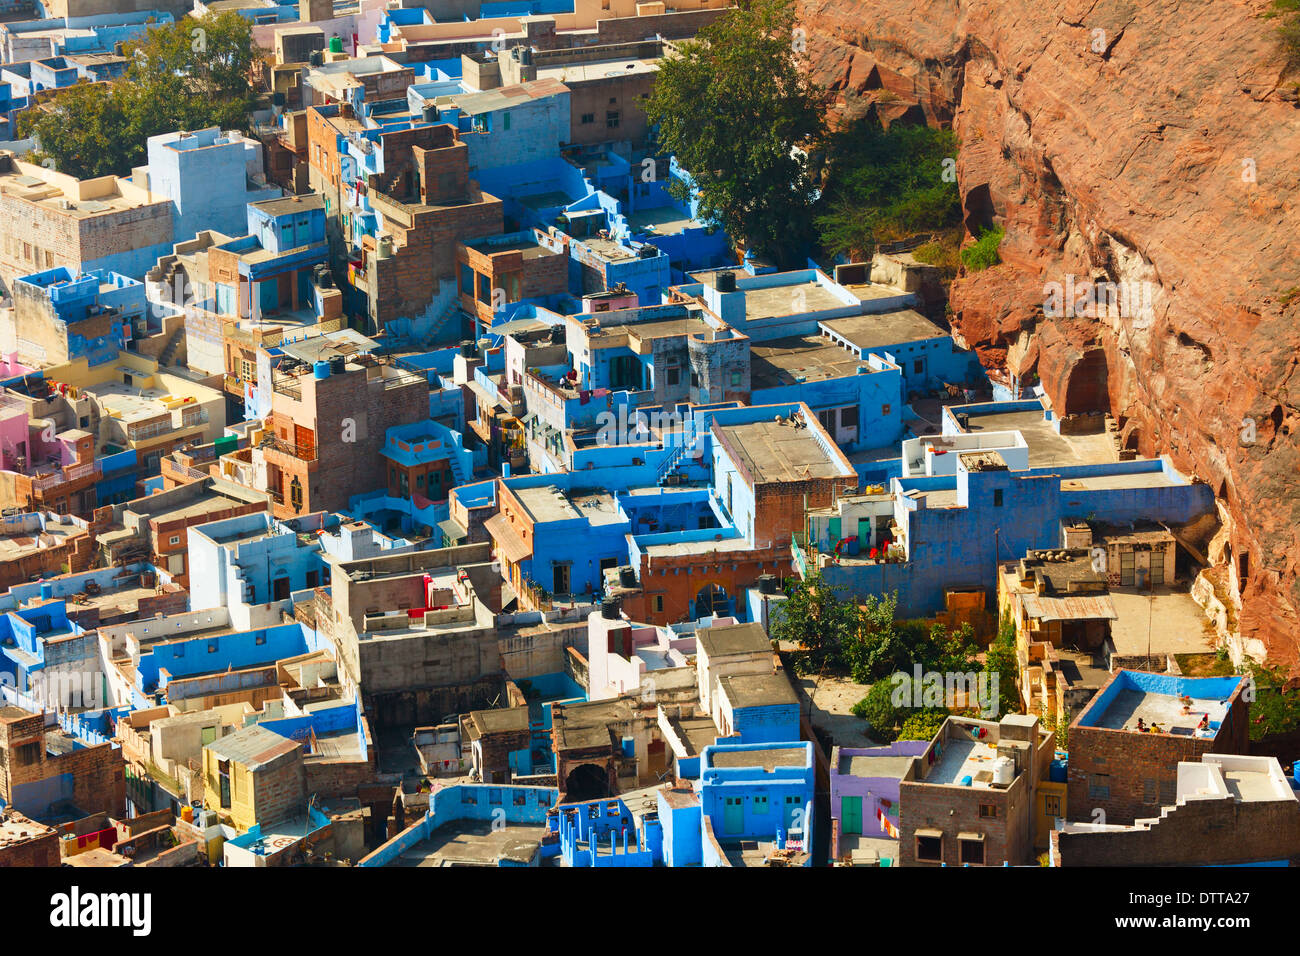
[601, 597, 621, 620]
[377, 236, 393, 259]
[313, 360, 331, 379]
[308, 50, 323, 67]
[330, 355, 347, 375]
[39, 581, 53, 600]
[715, 270, 737, 293]
[757, 574, 777, 595]
[520, 47, 533, 65]
[619, 567, 637, 588]
[328, 36, 343, 53]
[992, 756, 1015, 785]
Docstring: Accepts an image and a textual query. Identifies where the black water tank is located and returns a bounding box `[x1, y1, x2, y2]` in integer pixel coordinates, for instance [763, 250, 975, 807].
[601, 596, 621, 620]
[619, 567, 636, 588]
[330, 355, 346, 374]
[757, 574, 777, 595]
[715, 270, 737, 293]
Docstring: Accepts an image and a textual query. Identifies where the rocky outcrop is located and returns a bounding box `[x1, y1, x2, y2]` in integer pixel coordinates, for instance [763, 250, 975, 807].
[800, 0, 1300, 663]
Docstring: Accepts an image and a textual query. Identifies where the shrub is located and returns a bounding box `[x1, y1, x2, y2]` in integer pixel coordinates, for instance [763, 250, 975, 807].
[960, 225, 1004, 272]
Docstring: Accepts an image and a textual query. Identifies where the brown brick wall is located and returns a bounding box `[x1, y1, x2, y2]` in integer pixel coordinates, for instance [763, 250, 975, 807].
[1054, 796, 1300, 866]
[899, 773, 1031, 866]
[1066, 677, 1249, 825]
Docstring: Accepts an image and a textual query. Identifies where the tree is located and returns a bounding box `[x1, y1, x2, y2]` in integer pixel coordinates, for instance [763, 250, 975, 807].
[852, 676, 910, 742]
[771, 570, 859, 675]
[981, 616, 1021, 720]
[644, 0, 825, 267]
[20, 12, 260, 178]
[897, 708, 949, 742]
[815, 117, 961, 261]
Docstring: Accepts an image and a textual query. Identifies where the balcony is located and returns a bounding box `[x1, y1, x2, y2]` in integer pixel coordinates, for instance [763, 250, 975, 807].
[26, 459, 102, 493]
[263, 435, 318, 463]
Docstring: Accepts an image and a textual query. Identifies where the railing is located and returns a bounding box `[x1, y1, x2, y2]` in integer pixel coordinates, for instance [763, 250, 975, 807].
[264, 436, 318, 462]
[29, 460, 102, 492]
[272, 377, 302, 399]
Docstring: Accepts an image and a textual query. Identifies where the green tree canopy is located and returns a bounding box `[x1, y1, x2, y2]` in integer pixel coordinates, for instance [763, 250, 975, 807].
[644, 0, 825, 267]
[20, 12, 261, 179]
[815, 117, 960, 261]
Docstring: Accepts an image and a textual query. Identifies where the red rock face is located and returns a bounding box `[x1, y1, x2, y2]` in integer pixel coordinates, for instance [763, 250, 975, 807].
[799, 0, 1300, 663]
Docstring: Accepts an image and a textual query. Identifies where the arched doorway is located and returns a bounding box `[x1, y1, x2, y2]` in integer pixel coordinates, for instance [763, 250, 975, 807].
[564, 763, 609, 802]
[694, 583, 729, 618]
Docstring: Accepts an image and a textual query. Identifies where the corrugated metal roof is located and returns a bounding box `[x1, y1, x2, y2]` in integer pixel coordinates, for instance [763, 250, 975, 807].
[484, 512, 529, 565]
[451, 78, 569, 115]
[1021, 592, 1118, 622]
[206, 725, 300, 770]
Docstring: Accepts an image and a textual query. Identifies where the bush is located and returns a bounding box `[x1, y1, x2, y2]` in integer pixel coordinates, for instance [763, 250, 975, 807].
[960, 225, 1004, 272]
[1268, 0, 1300, 71]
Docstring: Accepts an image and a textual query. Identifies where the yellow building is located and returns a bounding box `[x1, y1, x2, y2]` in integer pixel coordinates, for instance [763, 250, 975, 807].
[43, 351, 227, 473]
[202, 725, 305, 833]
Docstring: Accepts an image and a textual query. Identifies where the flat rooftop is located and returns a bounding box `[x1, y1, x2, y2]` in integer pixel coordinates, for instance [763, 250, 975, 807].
[514, 484, 581, 523]
[389, 819, 546, 867]
[739, 280, 847, 322]
[1108, 589, 1216, 658]
[1092, 688, 1227, 736]
[750, 334, 874, 388]
[715, 417, 850, 483]
[838, 753, 915, 779]
[959, 409, 1116, 469]
[1081, 673, 1241, 736]
[624, 205, 697, 237]
[710, 747, 805, 770]
[595, 315, 711, 343]
[822, 309, 947, 349]
[923, 736, 1002, 787]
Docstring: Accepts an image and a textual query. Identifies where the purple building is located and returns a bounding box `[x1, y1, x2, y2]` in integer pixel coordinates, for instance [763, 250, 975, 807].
[829, 741, 929, 865]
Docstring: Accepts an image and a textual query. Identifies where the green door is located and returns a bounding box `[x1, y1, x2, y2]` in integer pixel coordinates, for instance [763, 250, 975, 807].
[724, 796, 744, 835]
[857, 518, 872, 551]
[841, 796, 862, 834]
[828, 516, 841, 548]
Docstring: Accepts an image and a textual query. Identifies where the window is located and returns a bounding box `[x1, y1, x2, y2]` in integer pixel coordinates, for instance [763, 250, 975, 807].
[462, 791, 477, 805]
[169, 535, 181, 546]
[841, 405, 860, 428]
[913, 358, 924, 374]
[208, 642, 219, 653]
[916, 834, 942, 862]
[881, 404, 891, 416]
[652, 595, 664, 613]
[489, 789, 502, 805]
[14, 742, 40, 766]
[666, 365, 680, 387]
[1043, 794, 1061, 817]
[959, 836, 985, 865]
[1159, 779, 1176, 804]
[580, 112, 595, 124]
[501, 112, 511, 131]
[730, 371, 742, 386]
[255, 634, 266, 646]
[978, 804, 999, 818]
[1088, 773, 1110, 800]
[606, 110, 620, 129]
[514, 791, 527, 806]
[993, 489, 1003, 507]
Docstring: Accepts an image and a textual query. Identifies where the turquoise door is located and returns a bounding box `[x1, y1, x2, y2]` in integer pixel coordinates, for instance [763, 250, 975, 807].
[724, 796, 744, 835]
[841, 796, 862, 834]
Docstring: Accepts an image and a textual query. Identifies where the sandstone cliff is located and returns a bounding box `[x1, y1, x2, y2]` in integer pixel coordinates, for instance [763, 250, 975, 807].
[799, 0, 1300, 662]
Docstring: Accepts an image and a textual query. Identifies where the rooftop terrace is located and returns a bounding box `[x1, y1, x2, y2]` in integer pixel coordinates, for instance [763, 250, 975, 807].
[1077, 671, 1242, 736]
